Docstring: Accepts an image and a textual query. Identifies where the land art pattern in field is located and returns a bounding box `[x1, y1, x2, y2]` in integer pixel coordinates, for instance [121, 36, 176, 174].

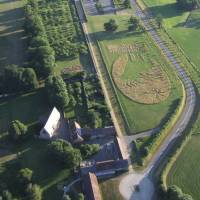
[111, 53, 171, 104]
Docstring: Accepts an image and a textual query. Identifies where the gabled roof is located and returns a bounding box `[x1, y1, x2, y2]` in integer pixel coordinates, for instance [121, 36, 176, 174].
[83, 172, 102, 200]
[43, 107, 61, 137]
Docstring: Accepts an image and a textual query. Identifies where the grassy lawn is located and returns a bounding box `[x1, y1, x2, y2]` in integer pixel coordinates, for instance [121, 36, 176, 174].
[143, 0, 200, 70]
[167, 133, 200, 199]
[99, 177, 124, 200]
[0, 139, 72, 200]
[87, 14, 183, 133]
[0, 89, 51, 134]
[0, 0, 27, 72]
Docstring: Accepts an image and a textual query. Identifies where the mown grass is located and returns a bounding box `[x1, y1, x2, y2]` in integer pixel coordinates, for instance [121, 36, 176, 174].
[0, 89, 50, 134]
[87, 14, 183, 133]
[143, 0, 200, 70]
[167, 134, 200, 199]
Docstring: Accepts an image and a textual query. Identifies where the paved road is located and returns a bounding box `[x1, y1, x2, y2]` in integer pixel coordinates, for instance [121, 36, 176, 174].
[120, 0, 196, 199]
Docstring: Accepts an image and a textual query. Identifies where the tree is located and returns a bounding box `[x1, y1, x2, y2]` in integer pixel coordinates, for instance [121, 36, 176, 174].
[104, 19, 118, 32]
[8, 120, 28, 141]
[29, 45, 55, 77]
[30, 36, 49, 48]
[63, 195, 71, 200]
[17, 168, 33, 186]
[2, 190, 13, 200]
[87, 110, 102, 128]
[47, 139, 82, 168]
[128, 16, 140, 31]
[124, 0, 131, 8]
[26, 184, 42, 200]
[156, 14, 163, 29]
[21, 68, 39, 91]
[4, 65, 23, 92]
[3, 65, 38, 93]
[77, 193, 84, 200]
[80, 144, 100, 159]
[45, 75, 70, 110]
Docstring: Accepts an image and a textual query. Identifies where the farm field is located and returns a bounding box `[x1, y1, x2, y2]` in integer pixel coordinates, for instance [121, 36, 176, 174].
[143, 0, 200, 70]
[87, 14, 183, 133]
[167, 130, 200, 199]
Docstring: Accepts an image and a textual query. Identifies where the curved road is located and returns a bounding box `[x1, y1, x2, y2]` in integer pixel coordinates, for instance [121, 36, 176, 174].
[119, 1, 196, 199]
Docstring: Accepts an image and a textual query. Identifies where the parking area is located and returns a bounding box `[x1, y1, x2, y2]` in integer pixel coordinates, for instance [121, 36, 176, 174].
[83, 0, 115, 16]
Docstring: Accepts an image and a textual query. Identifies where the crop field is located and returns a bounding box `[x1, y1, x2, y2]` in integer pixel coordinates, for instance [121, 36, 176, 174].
[88, 14, 183, 133]
[0, 0, 27, 73]
[143, 0, 200, 70]
[167, 133, 200, 199]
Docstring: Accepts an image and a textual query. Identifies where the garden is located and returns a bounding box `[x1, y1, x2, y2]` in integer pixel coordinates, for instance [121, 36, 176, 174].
[87, 14, 183, 133]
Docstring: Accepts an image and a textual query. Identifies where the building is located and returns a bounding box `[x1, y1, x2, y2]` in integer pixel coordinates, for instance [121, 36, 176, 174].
[83, 172, 102, 200]
[40, 107, 61, 139]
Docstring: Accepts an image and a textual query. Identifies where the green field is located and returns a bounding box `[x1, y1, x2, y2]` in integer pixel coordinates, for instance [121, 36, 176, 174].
[0, 89, 51, 133]
[143, 0, 200, 70]
[87, 14, 183, 133]
[167, 133, 200, 199]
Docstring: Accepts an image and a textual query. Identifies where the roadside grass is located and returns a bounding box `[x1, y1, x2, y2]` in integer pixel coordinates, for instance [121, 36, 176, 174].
[0, 138, 71, 200]
[87, 14, 183, 133]
[167, 133, 200, 199]
[0, 0, 27, 72]
[143, 0, 200, 72]
[99, 177, 124, 200]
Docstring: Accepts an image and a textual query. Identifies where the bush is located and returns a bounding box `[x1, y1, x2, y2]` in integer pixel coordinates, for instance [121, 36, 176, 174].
[8, 120, 28, 141]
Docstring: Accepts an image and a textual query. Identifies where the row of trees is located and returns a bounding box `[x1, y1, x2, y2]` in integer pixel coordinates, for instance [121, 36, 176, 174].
[24, 0, 55, 78]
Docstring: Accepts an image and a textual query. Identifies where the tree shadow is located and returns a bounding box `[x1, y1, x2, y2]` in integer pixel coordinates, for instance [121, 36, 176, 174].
[0, 6, 28, 71]
[147, 3, 184, 19]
